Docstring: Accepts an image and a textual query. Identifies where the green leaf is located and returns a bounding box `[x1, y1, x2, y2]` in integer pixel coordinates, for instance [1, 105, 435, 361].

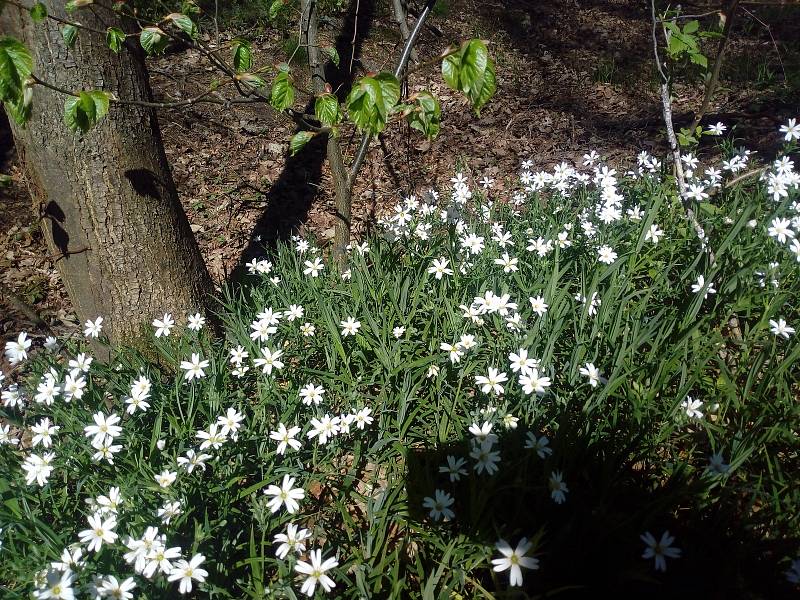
[168, 13, 196, 38]
[268, 0, 284, 20]
[315, 93, 341, 127]
[459, 39, 488, 94]
[231, 40, 252, 73]
[407, 90, 440, 139]
[30, 3, 47, 22]
[270, 70, 294, 111]
[683, 20, 699, 34]
[236, 73, 266, 88]
[181, 0, 200, 16]
[290, 130, 315, 155]
[4, 86, 32, 125]
[65, 0, 92, 11]
[689, 52, 708, 68]
[139, 27, 168, 55]
[346, 75, 386, 134]
[62, 24, 78, 48]
[322, 46, 340, 67]
[106, 27, 125, 53]
[64, 90, 111, 132]
[374, 72, 400, 118]
[469, 56, 496, 114]
[0, 37, 33, 103]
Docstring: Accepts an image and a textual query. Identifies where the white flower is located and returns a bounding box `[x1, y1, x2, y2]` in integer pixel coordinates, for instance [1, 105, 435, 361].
[155, 469, 177, 488]
[768, 217, 795, 244]
[645, 224, 664, 244]
[217, 407, 244, 438]
[273, 523, 310, 559]
[152, 313, 175, 337]
[475, 367, 508, 395]
[5, 332, 32, 364]
[78, 512, 118, 552]
[597, 245, 617, 264]
[68, 353, 93, 373]
[508, 348, 539, 375]
[353, 407, 373, 429]
[491, 538, 539, 586]
[640, 531, 681, 572]
[779, 117, 800, 141]
[494, 252, 519, 273]
[340, 317, 361, 337]
[519, 369, 551, 395]
[32, 569, 75, 600]
[439, 455, 468, 482]
[98, 576, 136, 600]
[524, 432, 552, 458]
[22, 452, 55, 486]
[440, 342, 464, 364]
[706, 451, 730, 475]
[579, 362, 602, 387]
[295, 549, 339, 596]
[422, 489, 455, 521]
[177, 449, 212, 473]
[428, 257, 453, 279]
[769, 318, 795, 339]
[548, 471, 568, 504]
[253, 347, 284, 375]
[197, 422, 228, 450]
[180, 353, 209, 381]
[31, 418, 59, 448]
[691, 275, 716, 298]
[303, 257, 325, 277]
[264, 474, 306, 514]
[300, 322, 316, 337]
[84, 412, 122, 446]
[470, 439, 501, 475]
[270, 423, 302, 455]
[468, 421, 497, 445]
[84, 316, 104, 338]
[285, 304, 304, 321]
[706, 122, 726, 135]
[168, 553, 208, 594]
[684, 183, 709, 202]
[96, 486, 122, 514]
[299, 383, 325, 406]
[528, 296, 548, 316]
[187, 313, 206, 331]
[307, 414, 340, 445]
[681, 396, 704, 419]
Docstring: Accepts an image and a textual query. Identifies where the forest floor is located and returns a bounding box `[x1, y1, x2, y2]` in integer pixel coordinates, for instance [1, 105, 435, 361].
[1, 0, 799, 340]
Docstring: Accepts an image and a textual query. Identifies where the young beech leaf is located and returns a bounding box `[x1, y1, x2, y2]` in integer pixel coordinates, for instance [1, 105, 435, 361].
[106, 27, 125, 53]
[140, 27, 168, 55]
[62, 24, 79, 48]
[30, 3, 46, 22]
[64, 90, 111, 133]
[290, 130, 315, 155]
[270, 70, 294, 111]
[315, 93, 341, 127]
[168, 13, 196, 38]
[232, 40, 252, 73]
[236, 73, 266, 88]
[407, 90, 441, 139]
[269, 0, 285, 21]
[0, 37, 33, 103]
[65, 0, 93, 12]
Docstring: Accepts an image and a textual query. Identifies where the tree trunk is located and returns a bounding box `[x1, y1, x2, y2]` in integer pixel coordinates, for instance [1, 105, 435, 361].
[1, 1, 214, 350]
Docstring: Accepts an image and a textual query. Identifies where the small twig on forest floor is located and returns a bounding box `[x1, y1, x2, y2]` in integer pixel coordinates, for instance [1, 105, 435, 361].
[740, 6, 788, 86]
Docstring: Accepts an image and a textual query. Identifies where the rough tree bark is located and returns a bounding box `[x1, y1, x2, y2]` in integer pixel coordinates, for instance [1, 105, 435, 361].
[1, 1, 215, 349]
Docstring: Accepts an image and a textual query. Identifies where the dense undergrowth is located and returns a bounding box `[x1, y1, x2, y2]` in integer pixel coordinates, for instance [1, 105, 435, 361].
[1, 126, 799, 598]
